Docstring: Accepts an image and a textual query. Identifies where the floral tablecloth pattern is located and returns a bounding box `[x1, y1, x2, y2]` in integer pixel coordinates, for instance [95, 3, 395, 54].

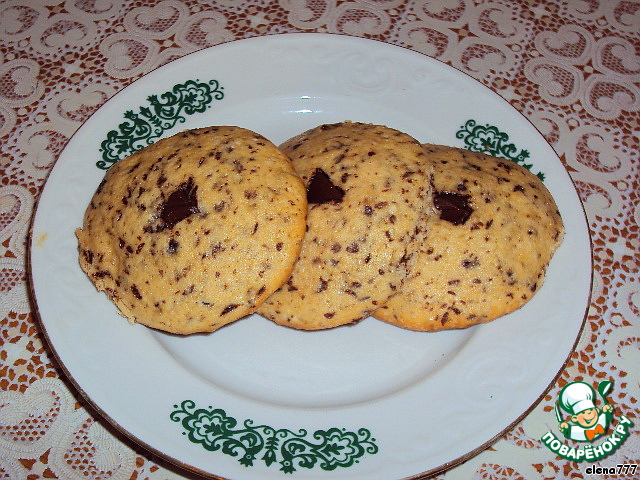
[1, 1, 638, 479]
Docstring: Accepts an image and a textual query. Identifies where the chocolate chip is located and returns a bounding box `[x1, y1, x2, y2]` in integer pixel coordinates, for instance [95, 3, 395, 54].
[83, 249, 94, 264]
[211, 242, 225, 257]
[221, 304, 238, 315]
[433, 191, 473, 225]
[307, 168, 345, 204]
[462, 256, 480, 268]
[131, 284, 142, 300]
[160, 177, 200, 230]
[167, 239, 178, 254]
[363, 205, 373, 216]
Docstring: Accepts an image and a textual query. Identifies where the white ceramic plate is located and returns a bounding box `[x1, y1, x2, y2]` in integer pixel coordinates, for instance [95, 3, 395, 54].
[30, 34, 592, 479]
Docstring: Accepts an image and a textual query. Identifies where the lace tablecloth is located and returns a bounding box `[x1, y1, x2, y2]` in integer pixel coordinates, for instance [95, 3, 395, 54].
[1, 1, 638, 479]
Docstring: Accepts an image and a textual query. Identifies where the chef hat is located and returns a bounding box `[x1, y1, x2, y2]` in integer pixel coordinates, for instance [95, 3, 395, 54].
[559, 381, 596, 415]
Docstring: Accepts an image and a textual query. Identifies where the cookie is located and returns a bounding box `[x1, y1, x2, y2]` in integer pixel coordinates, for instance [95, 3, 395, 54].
[258, 122, 433, 330]
[76, 126, 307, 334]
[374, 144, 564, 331]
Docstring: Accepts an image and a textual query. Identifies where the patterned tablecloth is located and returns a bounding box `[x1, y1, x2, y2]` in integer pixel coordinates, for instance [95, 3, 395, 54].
[1, 1, 639, 479]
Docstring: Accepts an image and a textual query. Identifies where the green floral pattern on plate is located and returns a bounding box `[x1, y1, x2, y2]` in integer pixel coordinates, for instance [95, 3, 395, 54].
[456, 119, 545, 181]
[97, 79, 224, 170]
[170, 400, 378, 473]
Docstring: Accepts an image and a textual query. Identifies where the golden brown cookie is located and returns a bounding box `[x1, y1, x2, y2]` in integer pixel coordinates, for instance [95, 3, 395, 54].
[374, 144, 564, 331]
[76, 126, 307, 334]
[258, 122, 433, 330]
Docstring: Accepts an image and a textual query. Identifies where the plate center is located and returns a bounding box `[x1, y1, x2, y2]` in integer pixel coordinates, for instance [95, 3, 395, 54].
[153, 314, 472, 408]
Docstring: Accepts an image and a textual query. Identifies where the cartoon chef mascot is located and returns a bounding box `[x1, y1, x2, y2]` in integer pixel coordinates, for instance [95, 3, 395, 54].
[557, 381, 613, 442]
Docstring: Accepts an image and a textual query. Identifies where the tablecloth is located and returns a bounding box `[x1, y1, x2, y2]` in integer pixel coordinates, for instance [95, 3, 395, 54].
[1, 0, 638, 479]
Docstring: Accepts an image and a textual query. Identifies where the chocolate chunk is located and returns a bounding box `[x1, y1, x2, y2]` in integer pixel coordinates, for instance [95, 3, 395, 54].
[433, 191, 473, 225]
[306, 168, 345, 204]
[160, 177, 200, 229]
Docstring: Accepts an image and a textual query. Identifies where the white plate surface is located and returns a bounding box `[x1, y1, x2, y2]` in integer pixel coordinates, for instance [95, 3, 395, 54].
[30, 33, 592, 480]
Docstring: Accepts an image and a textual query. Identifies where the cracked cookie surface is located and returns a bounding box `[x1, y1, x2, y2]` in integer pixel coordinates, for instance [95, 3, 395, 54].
[76, 126, 307, 334]
[258, 122, 433, 330]
[374, 144, 564, 331]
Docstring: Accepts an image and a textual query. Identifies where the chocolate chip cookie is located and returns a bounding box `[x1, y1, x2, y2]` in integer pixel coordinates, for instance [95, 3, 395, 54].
[77, 126, 307, 334]
[373, 144, 564, 331]
[258, 122, 433, 330]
